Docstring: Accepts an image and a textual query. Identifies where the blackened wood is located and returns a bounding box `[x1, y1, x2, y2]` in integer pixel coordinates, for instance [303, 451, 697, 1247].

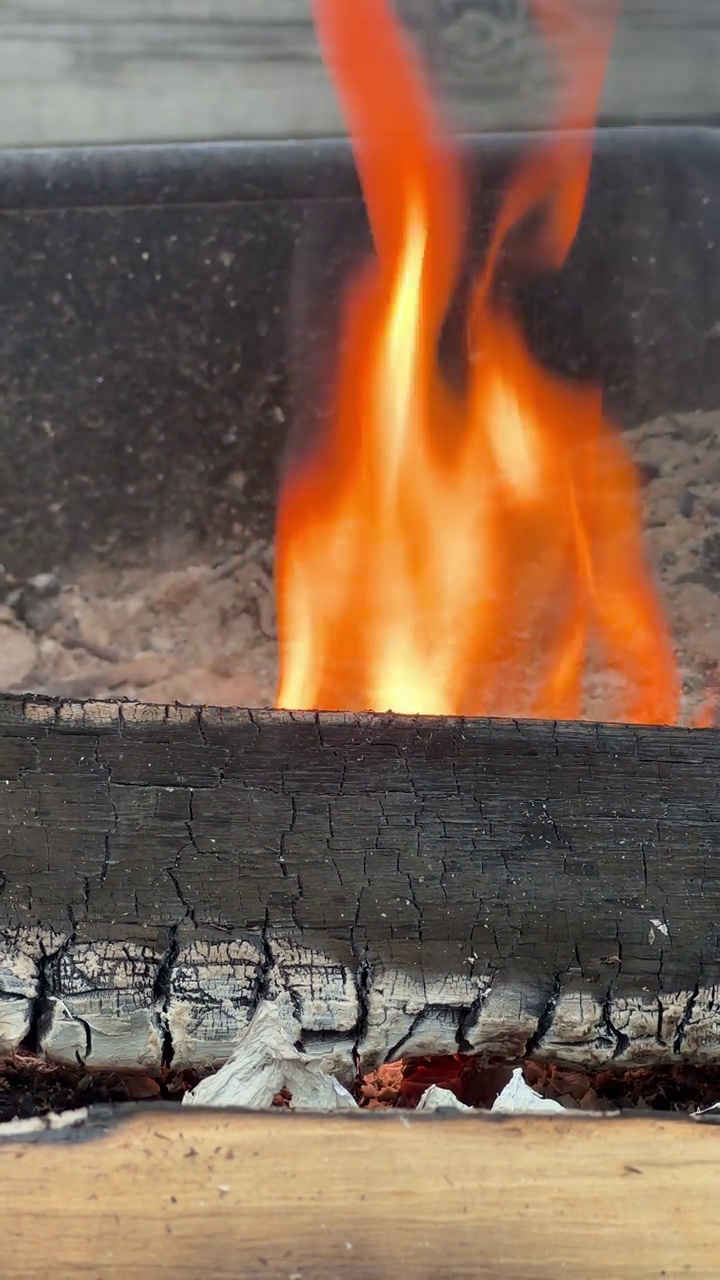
[1, 694, 719, 1071]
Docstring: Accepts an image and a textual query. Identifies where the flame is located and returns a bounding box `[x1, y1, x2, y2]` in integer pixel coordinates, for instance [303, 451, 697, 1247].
[275, 0, 680, 725]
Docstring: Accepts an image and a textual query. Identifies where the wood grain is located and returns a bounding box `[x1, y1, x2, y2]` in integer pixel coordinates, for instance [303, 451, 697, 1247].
[1, 1105, 720, 1278]
[3, 695, 720, 1072]
[433, 0, 720, 130]
[0, 0, 339, 147]
[0, 0, 717, 148]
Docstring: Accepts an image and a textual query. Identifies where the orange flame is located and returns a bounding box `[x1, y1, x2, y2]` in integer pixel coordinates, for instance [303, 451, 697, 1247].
[275, 0, 680, 724]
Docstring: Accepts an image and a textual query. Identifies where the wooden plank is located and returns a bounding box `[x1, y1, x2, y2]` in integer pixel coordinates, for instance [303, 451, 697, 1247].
[0, 0, 434, 148]
[1, 1105, 720, 1277]
[2, 694, 720, 1072]
[434, 0, 720, 131]
[0, 0, 718, 148]
[0, 0, 339, 147]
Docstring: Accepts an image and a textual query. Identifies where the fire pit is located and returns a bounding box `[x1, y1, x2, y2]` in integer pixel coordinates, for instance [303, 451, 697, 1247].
[3, 0, 720, 1226]
[3, 0, 720, 1270]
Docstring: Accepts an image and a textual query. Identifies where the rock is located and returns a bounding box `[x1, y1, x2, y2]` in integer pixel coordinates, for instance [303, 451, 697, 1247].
[21, 599, 62, 633]
[680, 489, 697, 518]
[703, 532, 720, 572]
[673, 414, 715, 445]
[639, 463, 661, 487]
[4, 589, 23, 613]
[675, 571, 720, 592]
[27, 572, 61, 598]
[11, 573, 62, 633]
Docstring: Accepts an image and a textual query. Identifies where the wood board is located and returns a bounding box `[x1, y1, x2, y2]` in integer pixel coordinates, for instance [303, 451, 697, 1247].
[433, 0, 720, 131]
[0, 1104, 719, 1278]
[1, 693, 720, 1074]
[0, 0, 718, 148]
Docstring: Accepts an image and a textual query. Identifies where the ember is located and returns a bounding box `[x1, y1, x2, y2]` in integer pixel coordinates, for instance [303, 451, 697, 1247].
[275, 0, 681, 724]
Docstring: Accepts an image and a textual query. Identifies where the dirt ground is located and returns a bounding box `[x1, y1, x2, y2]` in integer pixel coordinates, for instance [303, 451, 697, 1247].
[0, 539, 277, 708]
[1, 409, 720, 719]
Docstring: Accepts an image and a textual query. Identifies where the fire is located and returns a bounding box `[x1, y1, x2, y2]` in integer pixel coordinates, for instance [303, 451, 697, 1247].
[275, 0, 680, 725]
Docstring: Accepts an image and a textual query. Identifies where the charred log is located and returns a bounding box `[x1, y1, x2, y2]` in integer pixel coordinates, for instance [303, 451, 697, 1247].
[0, 694, 718, 1073]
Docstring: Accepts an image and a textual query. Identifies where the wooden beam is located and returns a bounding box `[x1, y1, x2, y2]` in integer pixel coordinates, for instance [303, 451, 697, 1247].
[0, 1105, 719, 1277]
[0, 0, 718, 149]
[434, 0, 720, 131]
[1, 694, 720, 1072]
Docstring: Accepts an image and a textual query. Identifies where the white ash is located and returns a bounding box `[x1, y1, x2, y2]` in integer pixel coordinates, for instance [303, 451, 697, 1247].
[182, 1001, 358, 1111]
[491, 1068, 566, 1115]
[416, 1085, 472, 1112]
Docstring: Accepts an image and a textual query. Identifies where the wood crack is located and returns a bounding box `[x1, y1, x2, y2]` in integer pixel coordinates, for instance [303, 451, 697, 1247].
[1, 695, 720, 1069]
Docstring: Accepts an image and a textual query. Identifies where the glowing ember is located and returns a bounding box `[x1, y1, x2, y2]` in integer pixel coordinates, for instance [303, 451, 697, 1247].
[275, 0, 680, 724]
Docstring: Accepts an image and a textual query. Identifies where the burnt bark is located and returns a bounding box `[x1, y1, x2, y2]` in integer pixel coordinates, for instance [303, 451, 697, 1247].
[1, 693, 719, 1072]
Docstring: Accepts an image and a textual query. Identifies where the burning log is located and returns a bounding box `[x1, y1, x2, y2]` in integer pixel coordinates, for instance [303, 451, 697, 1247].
[0, 692, 718, 1076]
